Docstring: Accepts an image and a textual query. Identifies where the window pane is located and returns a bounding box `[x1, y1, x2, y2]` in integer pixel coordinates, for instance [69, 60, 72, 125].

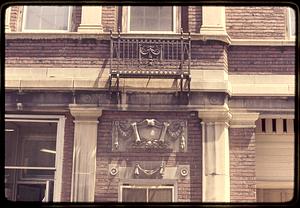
[24, 6, 69, 30]
[148, 188, 172, 202]
[122, 188, 147, 202]
[25, 6, 42, 29]
[5, 120, 57, 201]
[16, 184, 46, 201]
[5, 121, 57, 167]
[130, 6, 173, 31]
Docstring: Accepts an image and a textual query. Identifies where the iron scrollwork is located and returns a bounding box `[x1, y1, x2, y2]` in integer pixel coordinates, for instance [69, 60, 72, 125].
[139, 44, 162, 67]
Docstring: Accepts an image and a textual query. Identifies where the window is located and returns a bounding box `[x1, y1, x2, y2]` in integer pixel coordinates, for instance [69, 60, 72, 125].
[288, 7, 296, 37]
[4, 115, 65, 202]
[257, 189, 293, 202]
[23, 6, 71, 31]
[283, 119, 287, 133]
[121, 185, 174, 202]
[272, 119, 277, 132]
[122, 6, 179, 33]
[261, 119, 266, 132]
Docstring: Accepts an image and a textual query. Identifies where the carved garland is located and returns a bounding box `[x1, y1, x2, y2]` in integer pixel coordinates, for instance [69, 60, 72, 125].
[134, 162, 165, 178]
[112, 119, 186, 151]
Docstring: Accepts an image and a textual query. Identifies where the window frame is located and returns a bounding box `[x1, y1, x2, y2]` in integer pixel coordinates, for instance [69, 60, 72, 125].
[122, 6, 180, 34]
[4, 114, 65, 202]
[22, 6, 72, 32]
[120, 184, 175, 202]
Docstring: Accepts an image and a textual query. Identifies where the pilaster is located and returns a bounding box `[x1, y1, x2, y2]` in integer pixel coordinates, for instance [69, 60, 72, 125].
[5, 7, 11, 32]
[69, 105, 102, 202]
[200, 6, 228, 37]
[78, 6, 103, 33]
[198, 107, 231, 202]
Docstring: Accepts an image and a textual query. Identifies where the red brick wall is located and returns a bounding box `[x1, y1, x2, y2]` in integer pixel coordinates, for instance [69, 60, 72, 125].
[226, 7, 286, 39]
[60, 113, 74, 202]
[5, 39, 110, 68]
[95, 111, 202, 202]
[102, 6, 118, 32]
[228, 46, 295, 74]
[191, 41, 227, 70]
[229, 128, 256, 202]
[5, 39, 227, 71]
[188, 6, 202, 33]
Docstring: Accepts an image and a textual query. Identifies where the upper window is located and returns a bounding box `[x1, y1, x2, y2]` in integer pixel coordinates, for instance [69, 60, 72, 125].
[23, 6, 71, 31]
[123, 6, 179, 33]
[288, 7, 296, 37]
[129, 6, 173, 32]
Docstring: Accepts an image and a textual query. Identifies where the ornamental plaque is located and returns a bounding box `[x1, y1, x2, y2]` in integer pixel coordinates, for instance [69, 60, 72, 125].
[112, 119, 187, 152]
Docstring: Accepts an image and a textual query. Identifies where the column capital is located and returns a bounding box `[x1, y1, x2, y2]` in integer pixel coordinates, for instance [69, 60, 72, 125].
[69, 105, 102, 121]
[198, 107, 232, 123]
[229, 111, 259, 128]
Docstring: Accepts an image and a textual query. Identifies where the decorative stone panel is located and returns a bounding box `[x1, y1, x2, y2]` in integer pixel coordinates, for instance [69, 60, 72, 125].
[112, 119, 188, 152]
[108, 162, 190, 180]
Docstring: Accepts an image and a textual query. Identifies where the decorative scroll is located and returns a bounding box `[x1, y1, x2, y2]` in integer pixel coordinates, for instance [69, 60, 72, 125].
[112, 119, 187, 152]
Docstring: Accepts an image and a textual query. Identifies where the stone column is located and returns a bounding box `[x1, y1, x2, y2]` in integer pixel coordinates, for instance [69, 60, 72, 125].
[199, 6, 227, 36]
[78, 6, 103, 33]
[5, 6, 11, 32]
[70, 106, 102, 202]
[199, 107, 232, 202]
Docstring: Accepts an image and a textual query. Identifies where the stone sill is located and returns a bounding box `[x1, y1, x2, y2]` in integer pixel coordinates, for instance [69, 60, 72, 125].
[5, 32, 296, 46]
[5, 32, 230, 43]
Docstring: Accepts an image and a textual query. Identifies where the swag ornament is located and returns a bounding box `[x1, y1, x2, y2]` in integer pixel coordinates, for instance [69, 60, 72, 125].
[112, 119, 187, 152]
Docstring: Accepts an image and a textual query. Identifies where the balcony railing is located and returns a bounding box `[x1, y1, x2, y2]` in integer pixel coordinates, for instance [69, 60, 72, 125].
[109, 29, 191, 95]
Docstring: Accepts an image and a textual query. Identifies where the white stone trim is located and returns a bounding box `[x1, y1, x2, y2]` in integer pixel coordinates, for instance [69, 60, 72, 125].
[5, 6, 11, 32]
[229, 111, 260, 128]
[287, 7, 296, 39]
[69, 105, 102, 202]
[199, 108, 231, 202]
[230, 39, 296, 46]
[200, 6, 227, 36]
[78, 6, 103, 33]
[256, 181, 294, 189]
[229, 74, 295, 96]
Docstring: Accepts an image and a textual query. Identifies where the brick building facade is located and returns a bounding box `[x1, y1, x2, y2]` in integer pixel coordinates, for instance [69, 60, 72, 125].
[4, 4, 295, 203]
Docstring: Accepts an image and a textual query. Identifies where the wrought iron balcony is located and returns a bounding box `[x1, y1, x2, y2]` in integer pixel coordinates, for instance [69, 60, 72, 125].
[109, 29, 191, 95]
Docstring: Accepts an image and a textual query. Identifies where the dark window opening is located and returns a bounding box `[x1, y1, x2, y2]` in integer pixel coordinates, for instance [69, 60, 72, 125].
[283, 119, 287, 133]
[272, 119, 276, 132]
[261, 119, 266, 132]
